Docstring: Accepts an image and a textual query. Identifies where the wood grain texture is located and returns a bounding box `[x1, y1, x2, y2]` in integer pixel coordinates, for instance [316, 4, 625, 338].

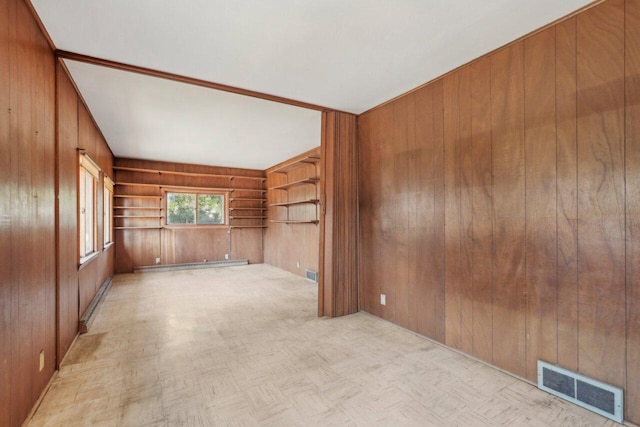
[555, 16, 579, 373]
[0, 0, 11, 423]
[443, 71, 463, 350]
[392, 97, 410, 328]
[2, 1, 57, 425]
[470, 57, 493, 364]
[524, 27, 558, 381]
[56, 64, 79, 364]
[265, 147, 319, 281]
[626, 0, 640, 421]
[576, 0, 626, 388]
[115, 158, 265, 273]
[490, 43, 526, 378]
[356, 0, 638, 422]
[321, 112, 358, 317]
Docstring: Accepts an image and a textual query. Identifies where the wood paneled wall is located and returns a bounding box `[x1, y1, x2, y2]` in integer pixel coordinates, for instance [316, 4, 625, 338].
[264, 148, 321, 278]
[57, 63, 115, 354]
[0, 2, 115, 425]
[321, 112, 358, 317]
[0, 1, 56, 425]
[113, 158, 265, 273]
[358, 0, 640, 422]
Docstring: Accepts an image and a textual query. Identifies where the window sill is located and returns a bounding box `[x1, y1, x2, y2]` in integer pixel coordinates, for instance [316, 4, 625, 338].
[79, 252, 99, 270]
[103, 241, 114, 251]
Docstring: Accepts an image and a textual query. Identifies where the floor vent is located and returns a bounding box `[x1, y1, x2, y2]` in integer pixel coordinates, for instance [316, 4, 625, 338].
[537, 360, 623, 423]
[305, 269, 318, 282]
[134, 259, 248, 273]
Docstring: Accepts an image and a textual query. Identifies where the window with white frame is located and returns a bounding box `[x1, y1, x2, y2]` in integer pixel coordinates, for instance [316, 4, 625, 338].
[104, 176, 114, 246]
[79, 153, 100, 262]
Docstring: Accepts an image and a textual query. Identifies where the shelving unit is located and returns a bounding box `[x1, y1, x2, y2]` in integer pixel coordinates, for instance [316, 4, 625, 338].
[268, 155, 320, 225]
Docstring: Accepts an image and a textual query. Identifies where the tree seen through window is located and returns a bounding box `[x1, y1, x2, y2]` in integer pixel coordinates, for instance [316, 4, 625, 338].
[166, 192, 224, 225]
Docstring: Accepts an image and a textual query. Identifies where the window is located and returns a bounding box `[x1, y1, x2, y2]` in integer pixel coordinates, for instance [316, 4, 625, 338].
[79, 153, 100, 261]
[104, 176, 114, 246]
[166, 192, 225, 225]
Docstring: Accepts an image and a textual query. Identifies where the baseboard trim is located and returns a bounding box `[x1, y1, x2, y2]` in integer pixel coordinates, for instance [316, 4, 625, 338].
[78, 277, 113, 334]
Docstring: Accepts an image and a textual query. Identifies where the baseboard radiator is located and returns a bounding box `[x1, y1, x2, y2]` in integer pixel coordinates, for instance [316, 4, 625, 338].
[537, 360, 623, 423]
[134, 259, 248, 273]
[79, 277, 113, 334]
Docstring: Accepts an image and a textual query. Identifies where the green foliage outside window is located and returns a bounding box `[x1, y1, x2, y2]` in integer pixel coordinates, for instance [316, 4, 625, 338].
[167, 192, 224, 225]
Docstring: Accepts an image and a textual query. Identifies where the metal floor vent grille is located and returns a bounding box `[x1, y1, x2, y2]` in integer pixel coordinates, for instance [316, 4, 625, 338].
[134, 259, 248, 273]
[305, 269, 318, 282]
[538, 360, 623, 423]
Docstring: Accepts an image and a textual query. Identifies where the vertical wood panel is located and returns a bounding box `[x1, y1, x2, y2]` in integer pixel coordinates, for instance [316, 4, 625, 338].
[626, 0, 640, 420]
[393, 97, 410, 328]
[11, 2, 35, 420]
[443, 71, 462, 350]
[378, 103, 396, 322]
[576, 0, 626, 387]
[0, 0, 12, 423]
[491, 42, 526, 378]
[556, 17, 579, 373]
[432, 81, 446, 343]
[358, 112, 374, 313]
[406, 93, 418, 332]
[458, 67, 474, 355]
[56, 65, 79, 363]
[470, 57, 493, 364]
[524, 27, 558, 381]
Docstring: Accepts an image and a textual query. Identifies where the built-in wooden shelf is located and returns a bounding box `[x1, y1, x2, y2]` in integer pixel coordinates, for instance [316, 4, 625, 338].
[269, 220, 319, 225]
[114, 195, 162, 199]
[230, 198, 266, 202]
[115, 226, 163, 230]
[270, 156, 320, 174]
[114, 215, 163, 219]
[113, 166, 266, 182]
[270, 177, 319, 191]
[230, 216, 267, 220]
[114, 206, 163, 210]
[229, 225, 268, 229]
[229, 207, 267, 211]
[270, 199, 319, 207]
[116, 182, 235, 192]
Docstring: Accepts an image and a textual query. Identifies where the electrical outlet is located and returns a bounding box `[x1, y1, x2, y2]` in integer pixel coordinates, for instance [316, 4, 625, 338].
[39, 350, 45, 372]
[225, 254, 229, 260]
[296, 260, 300, 268]
[380, 294, 386, 306]
[155, 257, 160, 264]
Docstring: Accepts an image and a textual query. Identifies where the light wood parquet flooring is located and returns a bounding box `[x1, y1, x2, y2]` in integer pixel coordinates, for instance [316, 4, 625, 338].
[28, 265, 619, 426]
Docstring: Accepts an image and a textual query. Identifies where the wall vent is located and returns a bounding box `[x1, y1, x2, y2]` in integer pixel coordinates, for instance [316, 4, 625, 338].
[537, 360, 623, 423]
[305, 269, 318, 282]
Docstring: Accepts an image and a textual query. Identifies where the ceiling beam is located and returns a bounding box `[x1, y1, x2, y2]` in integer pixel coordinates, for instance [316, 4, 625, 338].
[56, 50, 340, 113]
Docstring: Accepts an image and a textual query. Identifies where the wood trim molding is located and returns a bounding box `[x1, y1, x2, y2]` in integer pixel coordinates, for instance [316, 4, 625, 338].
[56, 50, 345, 114]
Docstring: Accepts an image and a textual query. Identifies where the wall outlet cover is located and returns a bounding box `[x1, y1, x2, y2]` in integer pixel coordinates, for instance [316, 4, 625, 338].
[380, 294, 386, 305]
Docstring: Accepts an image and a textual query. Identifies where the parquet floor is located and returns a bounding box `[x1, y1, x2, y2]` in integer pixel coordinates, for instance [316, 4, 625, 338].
[29, 264, 618, 426]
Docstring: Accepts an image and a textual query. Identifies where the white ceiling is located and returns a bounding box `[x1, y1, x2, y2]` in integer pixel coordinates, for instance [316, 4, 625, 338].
[32, 0, 594, 169]
[64, 60, 321, 170]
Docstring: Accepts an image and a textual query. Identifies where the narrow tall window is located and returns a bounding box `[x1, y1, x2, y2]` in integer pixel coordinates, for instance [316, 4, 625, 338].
[104, 176, 114, 246]
[79, 153, 100, 262]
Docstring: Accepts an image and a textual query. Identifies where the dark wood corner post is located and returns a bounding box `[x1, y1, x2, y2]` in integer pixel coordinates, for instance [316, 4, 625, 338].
[319, 111, 359, 317]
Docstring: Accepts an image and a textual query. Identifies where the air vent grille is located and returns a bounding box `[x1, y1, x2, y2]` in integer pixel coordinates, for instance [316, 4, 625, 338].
[538, 360, 623, 423]
[305, 269, 318, 282]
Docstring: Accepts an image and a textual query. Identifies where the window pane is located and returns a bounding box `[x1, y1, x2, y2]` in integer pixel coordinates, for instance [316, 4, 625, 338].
[167, 193, 196, 224]
[104, 187, 112, 244]
[197, 194, 224, 224]
[79, 168, 86, 257]
[84, 173, 94, 253]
